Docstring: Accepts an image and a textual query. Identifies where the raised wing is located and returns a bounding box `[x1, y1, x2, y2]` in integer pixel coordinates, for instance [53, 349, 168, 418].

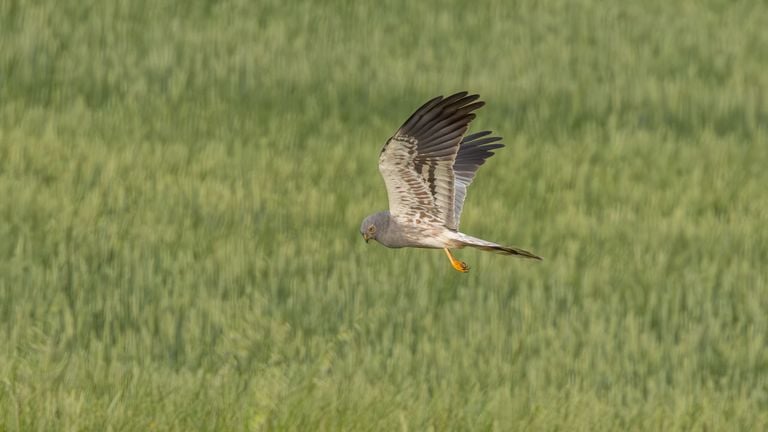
[451, 131, 504, 229]
[378, 92, 484, 227]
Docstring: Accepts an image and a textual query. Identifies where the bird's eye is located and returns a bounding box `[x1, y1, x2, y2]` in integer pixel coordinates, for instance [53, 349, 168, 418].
[367, 225, 376, 234]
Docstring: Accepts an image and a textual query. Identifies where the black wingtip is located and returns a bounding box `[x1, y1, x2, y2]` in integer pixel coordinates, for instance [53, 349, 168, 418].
[445, 91, 470, 100]
[400, 95, 444, 131]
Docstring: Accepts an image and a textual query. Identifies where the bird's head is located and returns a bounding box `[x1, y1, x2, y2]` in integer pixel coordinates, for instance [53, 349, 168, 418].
[360, 212, 389, 243]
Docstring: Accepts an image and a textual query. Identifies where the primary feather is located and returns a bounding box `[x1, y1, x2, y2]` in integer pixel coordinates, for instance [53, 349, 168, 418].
[378, 92, 500, 231]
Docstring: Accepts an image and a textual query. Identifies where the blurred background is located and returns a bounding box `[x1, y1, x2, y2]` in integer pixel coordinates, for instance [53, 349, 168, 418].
[1, 0, 767, 430]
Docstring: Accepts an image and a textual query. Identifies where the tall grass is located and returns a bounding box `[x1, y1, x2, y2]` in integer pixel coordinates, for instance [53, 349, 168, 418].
[1, 0, 767, 430]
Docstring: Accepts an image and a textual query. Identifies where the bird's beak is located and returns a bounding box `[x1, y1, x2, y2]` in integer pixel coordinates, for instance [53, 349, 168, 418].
[362, 233, 370, 243]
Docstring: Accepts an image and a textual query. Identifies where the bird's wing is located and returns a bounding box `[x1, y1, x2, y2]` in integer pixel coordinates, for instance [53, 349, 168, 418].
[451, 131, 504, 229]
[378, 92, 484, 228]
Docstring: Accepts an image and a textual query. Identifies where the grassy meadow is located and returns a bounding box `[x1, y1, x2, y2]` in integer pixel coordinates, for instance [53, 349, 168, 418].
[1, 0, 768, 430]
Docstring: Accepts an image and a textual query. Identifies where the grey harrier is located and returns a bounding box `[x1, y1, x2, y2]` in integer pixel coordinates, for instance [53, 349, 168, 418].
[360, 91, 541, 273]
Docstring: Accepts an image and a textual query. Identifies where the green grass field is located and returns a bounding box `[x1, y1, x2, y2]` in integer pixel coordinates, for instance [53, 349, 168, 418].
[2, 0, 768, 430]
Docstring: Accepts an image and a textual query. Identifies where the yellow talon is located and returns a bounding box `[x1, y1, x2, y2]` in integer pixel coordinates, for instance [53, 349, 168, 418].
[444, 248, 470, 273]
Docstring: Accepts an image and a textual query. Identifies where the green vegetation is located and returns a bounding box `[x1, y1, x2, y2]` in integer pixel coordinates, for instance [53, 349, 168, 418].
[1, 0, 767, 430]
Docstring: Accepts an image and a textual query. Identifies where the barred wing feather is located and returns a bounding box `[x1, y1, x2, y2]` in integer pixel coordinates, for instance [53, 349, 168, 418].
[378, 92, 485, 228]
[451, 131, 505, 229]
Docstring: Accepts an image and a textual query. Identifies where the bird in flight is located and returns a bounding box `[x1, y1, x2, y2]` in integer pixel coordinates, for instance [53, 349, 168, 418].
[360, 91, 541, 273]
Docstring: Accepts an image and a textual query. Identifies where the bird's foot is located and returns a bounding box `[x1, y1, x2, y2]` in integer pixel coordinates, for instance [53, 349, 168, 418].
[444, 248, 470, 273]
[451, 260, 470, 273]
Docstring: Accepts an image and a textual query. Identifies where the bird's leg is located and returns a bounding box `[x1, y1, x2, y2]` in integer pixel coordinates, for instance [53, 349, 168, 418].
[443, 248, 470, 273]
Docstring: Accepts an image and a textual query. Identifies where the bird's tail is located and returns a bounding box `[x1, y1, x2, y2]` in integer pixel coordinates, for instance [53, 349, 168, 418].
[453, 232, 542, 260]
